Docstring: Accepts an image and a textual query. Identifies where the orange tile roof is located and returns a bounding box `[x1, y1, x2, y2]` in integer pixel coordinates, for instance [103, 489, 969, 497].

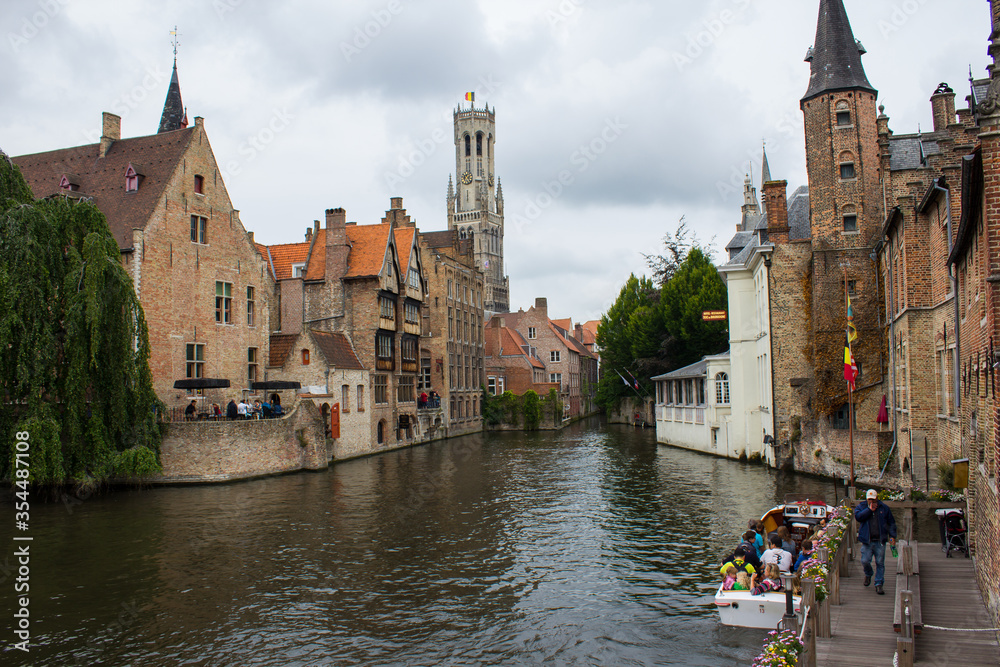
[311, 330, 365, 370]
[395, 227, 415, 276]
[345, 223, 392, 278]
[552, 318, 572, 331]
[13, 128, 196, 249]
[269, 333, 299, 367]
[582, 320, 599, 336]
[305, 228, 326, 281]
[486, 326, 545, 370]
[261, 240, 310, 281]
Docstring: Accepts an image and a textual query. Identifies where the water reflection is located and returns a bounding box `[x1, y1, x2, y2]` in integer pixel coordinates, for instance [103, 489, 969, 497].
[6, 419, 846, 666]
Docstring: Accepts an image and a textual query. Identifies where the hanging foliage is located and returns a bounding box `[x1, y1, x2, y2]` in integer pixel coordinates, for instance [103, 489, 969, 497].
[0, 152, 162, 486]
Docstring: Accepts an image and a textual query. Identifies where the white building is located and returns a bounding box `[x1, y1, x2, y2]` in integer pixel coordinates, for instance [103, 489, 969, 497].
[718, 157, 810, 466]
[652, 353, 732, 457]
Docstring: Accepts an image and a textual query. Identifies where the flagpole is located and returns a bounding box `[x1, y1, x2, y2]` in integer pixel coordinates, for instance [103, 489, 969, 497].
[845, 266, 855, 488]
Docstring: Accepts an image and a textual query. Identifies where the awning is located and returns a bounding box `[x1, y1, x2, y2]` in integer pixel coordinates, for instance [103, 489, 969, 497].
[251, 380, 302, 391]
[173, 378, 231, 390]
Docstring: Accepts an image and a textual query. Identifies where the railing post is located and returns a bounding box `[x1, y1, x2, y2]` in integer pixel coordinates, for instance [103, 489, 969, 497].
[902, 541, 913, 576]
[800, 578, 818, 667]
[897, 590, 915, 667]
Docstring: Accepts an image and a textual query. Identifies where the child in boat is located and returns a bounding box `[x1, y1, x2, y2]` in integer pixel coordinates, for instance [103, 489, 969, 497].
[751, 563, 784, 596]
[721, 563, 738, 591]
[794, 539, 815, 573]
[733, 571, 751, 591]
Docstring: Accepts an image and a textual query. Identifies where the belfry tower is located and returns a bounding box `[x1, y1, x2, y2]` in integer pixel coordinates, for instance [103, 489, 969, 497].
[447, 101, 508, 313]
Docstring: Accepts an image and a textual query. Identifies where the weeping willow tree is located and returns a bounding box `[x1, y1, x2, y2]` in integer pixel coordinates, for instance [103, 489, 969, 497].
[0, 152, 162, 486]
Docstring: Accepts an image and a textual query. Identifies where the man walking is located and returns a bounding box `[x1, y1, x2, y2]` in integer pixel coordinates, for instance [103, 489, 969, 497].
[854, 489, 897, 595]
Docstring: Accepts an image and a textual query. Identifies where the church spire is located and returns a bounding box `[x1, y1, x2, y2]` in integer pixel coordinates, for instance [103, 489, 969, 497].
[802, 0, 876, 104]
[158, 27, 187, 133]
[761, 145, 772, 184]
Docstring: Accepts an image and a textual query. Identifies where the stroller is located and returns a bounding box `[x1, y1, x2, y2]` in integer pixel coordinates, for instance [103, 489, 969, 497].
[942, 510, 969, 558]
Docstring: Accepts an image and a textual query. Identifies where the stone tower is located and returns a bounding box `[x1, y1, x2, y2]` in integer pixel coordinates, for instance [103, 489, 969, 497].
[447, 101, 508, 313]
[798, 0, 883, 430]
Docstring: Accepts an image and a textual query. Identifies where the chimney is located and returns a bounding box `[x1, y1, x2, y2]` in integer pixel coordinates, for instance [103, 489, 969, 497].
[763, 180, 789, 244]
[99, 112, 121, 158]
[325, 207, 349, 279]
[534, 297, 547, 314]
[194, 116, 204, 127]
[930, 83, 956, 132]
[305, 227, 312, 242]
[390, 197, 403, 210]
[575, 323, 584, 341]
[247, 231, 254, 244]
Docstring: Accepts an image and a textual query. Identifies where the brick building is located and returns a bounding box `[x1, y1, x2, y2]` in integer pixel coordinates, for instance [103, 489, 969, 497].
[491, 298, 598, 419]
[732, 0, 1000, 623]
[12, 60, 272, 411]
[258, 199, 430, 450]
[757, 0, 892, 479]
[418, 226, 485, 437]
[484, 317, 553, 397]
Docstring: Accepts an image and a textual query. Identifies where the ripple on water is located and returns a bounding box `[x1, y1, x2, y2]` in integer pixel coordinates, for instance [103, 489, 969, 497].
[9, 421, 842, 666]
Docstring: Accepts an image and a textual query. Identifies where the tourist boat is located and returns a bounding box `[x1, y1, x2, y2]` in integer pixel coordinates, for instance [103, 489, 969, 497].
[714, 495, 834, 629]
[714, 584, 801, 630]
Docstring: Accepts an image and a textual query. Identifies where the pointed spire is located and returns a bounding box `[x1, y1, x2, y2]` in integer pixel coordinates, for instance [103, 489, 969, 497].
[761, 145, 772, 184]
[158, 28, 186, 133]
[802, 0, 876, 103]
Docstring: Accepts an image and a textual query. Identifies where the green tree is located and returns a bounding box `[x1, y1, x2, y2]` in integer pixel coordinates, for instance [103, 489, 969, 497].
[596, 274, 658, 410]
[659, 247, 728, 368]
[0, 152, 162, 486]
[523, 390, 541, 430]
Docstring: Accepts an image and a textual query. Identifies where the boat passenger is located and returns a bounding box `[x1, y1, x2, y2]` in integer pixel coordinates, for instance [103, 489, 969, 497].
[720, 546, 757, 577]
[777, 526, 797, 561]
[749, 519, 765, 556]
[750, 563, 784, 596]
[733, 571, 751, 591]
[738, 531, 763, 571]
[761, 536, 793, 572]
[794, 539, 815, 573]
[721, 563, 738, 591]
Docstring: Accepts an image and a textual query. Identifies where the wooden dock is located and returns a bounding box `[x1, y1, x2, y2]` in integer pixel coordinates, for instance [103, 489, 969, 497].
[816, 543, 999, 666]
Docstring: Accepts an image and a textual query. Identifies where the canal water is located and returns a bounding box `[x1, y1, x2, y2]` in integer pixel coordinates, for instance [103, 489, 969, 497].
[6, 418, 844, 666]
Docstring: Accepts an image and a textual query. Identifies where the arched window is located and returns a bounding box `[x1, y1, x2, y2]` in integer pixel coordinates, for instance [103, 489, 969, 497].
[476, 132, 483, 156]
[302, 349, 310, 365]
[459, 228, 467, 240]
[835, 101, 851, 127]
[464, 134, 471, 157]
[377, 420, 385, 444]
[715, 372, 730, 405]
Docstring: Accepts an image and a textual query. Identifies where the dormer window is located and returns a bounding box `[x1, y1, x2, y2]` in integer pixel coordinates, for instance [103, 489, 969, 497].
[124, 164, 142, 192]
[59, 174, 80, 192]
[291, 263, 306, 278]
[194, 174, 204, 195]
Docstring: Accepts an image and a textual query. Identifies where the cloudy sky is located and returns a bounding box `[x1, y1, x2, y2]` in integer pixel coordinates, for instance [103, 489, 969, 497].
[0, 0, 989, 322]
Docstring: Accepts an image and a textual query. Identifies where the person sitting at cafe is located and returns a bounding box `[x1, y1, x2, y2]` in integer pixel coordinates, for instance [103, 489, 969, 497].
[185, 400, 197, 420]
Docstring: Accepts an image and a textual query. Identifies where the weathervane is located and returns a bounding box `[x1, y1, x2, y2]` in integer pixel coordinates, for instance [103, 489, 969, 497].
[170, 25, 181, 61]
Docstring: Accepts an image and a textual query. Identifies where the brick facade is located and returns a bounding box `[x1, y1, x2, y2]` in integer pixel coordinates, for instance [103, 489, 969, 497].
[13, 113, 274, 413]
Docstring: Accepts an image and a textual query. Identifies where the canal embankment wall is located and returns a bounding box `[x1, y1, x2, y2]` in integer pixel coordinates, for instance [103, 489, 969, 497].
[153, 402, 328, 483]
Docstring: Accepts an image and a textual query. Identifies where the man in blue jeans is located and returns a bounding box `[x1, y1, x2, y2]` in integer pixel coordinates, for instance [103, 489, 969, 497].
[854, 489, 897, 595]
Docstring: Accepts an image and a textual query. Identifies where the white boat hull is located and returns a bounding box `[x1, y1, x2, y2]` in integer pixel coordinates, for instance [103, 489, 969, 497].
[714, 584, 801, 629]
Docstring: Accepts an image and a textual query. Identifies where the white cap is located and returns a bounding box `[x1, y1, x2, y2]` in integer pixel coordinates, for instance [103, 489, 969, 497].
[866, 489, 878, 500]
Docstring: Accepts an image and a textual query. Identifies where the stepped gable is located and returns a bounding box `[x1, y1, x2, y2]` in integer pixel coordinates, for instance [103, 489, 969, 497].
[13, 128, 196, 250]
